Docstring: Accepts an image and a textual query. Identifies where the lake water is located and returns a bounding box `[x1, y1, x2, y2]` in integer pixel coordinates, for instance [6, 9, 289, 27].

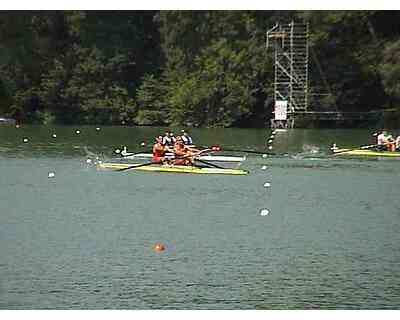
[1, 125, 400, 309]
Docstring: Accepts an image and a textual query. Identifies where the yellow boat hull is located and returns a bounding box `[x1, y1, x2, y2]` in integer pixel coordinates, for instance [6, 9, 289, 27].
[97, 162, 248, 175]
[333, 148, 400, 157]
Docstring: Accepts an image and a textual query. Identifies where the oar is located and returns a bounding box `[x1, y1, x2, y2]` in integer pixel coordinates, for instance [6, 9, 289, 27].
[194, 158, 225, 169]
[208, 145, 276, 155]
[116, 161, 158, 172]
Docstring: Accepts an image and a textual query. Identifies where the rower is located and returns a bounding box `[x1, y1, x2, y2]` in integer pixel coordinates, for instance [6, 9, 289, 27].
[162, 131, 172, 146]
[169, 131, 176, 145]
[384, 131, 396, 152]
[377, 130, 394, 151]
[152, 136, 171, 164]
[180, 130, 193, 145]
[377, 130, 386, 150]
[173, 136, 194, 166]
[396, 135, 400, 151]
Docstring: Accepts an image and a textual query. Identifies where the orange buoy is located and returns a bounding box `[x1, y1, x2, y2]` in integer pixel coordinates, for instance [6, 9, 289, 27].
[153, 243, 166, 252]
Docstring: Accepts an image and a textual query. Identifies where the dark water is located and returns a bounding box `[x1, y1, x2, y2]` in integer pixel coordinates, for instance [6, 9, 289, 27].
[1, 125, 400, 309]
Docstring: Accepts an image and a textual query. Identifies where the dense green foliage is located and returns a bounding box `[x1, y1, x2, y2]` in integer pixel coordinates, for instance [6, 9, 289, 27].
[1, 10, 399, 127]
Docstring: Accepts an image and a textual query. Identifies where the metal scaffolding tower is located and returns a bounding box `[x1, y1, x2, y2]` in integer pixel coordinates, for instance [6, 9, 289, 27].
[266, 21, 309, 128]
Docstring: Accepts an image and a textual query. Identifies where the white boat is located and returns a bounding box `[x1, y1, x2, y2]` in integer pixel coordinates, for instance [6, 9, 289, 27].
[120, 150, 246, 162]
[120, 146, 246, 162]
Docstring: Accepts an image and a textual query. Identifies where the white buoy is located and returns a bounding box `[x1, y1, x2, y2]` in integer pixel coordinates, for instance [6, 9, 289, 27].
[86, 159, 92, 164]
[270, 135, 275, 139]
[260, 209, 270, 216]
[96, 127, 101, 131]
[263, 182, 271, 188]
[97, 160, 102, 164]
[262, 154, 268, 158]
[268, 146, 273, 150]
[268, 139, 273, 144]
[272, 130, 277, 134]
[141, 142, 146, 146]
[261, 165, 267, 170]
[76, 130, 81, 134]
[23, 138, 28, 143]
[115, 149, 121, 154]
[52, 134, 57, 138]
[48, 172, 55, 178]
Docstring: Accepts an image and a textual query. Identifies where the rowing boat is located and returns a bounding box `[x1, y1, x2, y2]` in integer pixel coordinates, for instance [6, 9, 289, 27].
[98, 162, 249, 175]
[332, 148, 400, 157]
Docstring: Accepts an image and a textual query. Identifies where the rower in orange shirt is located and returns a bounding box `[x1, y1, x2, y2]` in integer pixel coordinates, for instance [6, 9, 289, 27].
[173, 136, 200, 165]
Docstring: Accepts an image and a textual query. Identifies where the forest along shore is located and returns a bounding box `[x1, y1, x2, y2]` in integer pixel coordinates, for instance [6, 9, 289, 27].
[1, 11, 400, 128]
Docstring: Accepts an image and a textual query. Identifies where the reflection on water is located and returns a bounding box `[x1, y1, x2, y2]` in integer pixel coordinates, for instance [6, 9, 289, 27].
[1, 125, 400, 309]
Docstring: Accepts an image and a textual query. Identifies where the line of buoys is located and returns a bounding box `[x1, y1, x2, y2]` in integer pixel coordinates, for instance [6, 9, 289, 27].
[259, 129, 276, 216]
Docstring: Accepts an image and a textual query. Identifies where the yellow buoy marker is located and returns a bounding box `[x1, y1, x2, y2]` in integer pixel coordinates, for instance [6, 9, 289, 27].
[263, 182, 271, 188]
[260, 209, 270, 216]
[76, 130, 81, 134]
[48, 172, 55, 178]
[261, 165, 267, 170]
[23, 138, 29, 143]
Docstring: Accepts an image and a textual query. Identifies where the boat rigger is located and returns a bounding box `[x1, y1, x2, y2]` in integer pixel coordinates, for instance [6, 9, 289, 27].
[97, 162, 249, 175]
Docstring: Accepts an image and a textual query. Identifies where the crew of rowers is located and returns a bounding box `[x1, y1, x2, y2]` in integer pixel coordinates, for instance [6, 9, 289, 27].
[376, 130, 400, 152]
[152, 130, 200, 165]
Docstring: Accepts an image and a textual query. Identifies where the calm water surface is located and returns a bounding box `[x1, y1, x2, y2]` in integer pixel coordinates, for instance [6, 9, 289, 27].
[0, 125, 400, 309]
